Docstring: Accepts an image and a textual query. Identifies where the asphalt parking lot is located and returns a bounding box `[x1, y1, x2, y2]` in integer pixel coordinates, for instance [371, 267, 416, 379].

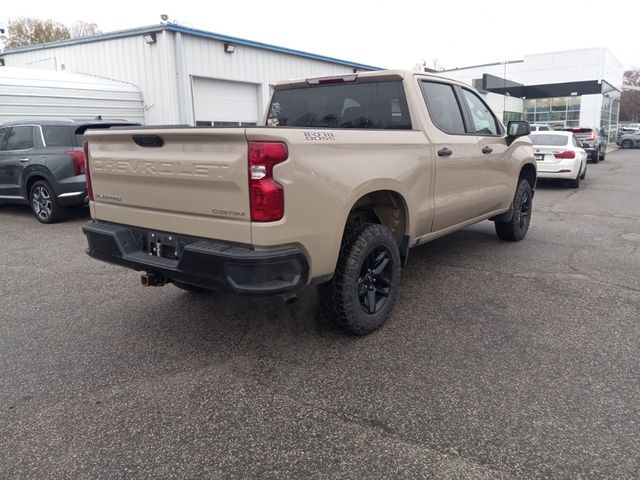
[1, 148, 639, 479]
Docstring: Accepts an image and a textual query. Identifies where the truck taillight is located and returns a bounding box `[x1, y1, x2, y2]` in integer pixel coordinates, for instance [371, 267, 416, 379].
[83, 141, 93, 201]
[248, 141, 288, 222]
[66, 149, 85, 175]
[553, 150, 576, 159]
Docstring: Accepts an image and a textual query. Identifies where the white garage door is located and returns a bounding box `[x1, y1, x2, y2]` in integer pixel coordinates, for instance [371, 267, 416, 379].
[192, 77, 259, 126]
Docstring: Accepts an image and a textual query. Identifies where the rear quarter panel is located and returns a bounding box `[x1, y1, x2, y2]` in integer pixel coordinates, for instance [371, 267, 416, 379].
[246, 127, 431, 280]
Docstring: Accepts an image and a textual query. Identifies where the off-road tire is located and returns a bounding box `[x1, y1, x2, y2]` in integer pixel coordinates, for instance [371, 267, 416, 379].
[30, 180, 66, 223]
[319, 223, 401, 335]
[495, 179, 532, 242]
[173, 281, 212, 294]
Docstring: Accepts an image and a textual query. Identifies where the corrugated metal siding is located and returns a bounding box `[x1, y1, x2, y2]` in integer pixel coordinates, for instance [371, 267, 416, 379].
[0, 68, 144, 123]
[4, 30, 364, 125]
[3, 33, 178, 124]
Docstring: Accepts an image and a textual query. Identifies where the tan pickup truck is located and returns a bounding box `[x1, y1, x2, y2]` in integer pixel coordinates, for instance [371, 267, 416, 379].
[82, 70, 536, 335]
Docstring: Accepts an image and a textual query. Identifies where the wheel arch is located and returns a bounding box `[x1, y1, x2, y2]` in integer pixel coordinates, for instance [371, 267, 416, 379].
[343, 189, 410, 262]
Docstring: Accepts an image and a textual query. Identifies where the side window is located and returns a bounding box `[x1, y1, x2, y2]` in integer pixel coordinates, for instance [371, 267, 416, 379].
[462, 90, 499, 136]
[42, 126, 72, 147]
[420, 81, 466, 135]
[0, 128, 9, 151]
[6, 126, 35, 151]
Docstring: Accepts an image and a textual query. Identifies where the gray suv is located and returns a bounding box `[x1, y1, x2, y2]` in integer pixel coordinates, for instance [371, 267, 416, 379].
[0, 120, 135, 223]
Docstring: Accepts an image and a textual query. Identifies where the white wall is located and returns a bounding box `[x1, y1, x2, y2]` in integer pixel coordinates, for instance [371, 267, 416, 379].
[579, 94, 603, 128]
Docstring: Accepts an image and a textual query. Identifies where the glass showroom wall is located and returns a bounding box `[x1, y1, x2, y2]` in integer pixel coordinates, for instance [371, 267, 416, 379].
[523, 96, 581, 127]
[601, 91, 620, 141]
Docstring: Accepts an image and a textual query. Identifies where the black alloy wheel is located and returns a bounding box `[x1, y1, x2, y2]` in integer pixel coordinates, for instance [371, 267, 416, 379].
[30, 180, 66, 224]
[358, 246, 393, 314]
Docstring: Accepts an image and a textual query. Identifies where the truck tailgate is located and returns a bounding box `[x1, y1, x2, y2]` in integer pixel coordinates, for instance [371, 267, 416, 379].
[85, 128, 251, 244]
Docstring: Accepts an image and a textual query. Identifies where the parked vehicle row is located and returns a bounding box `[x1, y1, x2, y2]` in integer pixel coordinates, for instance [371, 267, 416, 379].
[617, 131, 640, 149]
[0, 119, 136, 222]
[530, 132, 587, 188]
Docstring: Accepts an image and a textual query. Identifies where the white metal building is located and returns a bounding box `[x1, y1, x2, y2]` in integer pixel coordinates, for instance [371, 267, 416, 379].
[0, 67, 144, 124]
[434, 48, 624, 136]
[0, 24, 378, 126]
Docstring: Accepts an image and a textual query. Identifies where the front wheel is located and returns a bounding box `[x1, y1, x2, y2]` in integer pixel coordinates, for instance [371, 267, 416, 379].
[30, 180, 66, 223]
[622, 139, 633, 149]
[320, 223, 401, 335]
[495, 179, 532, 241]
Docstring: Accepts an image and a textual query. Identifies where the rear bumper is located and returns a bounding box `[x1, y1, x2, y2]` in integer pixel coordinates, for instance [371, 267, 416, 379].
[56, 179, 88, 206]
[82, 220, 309, 294]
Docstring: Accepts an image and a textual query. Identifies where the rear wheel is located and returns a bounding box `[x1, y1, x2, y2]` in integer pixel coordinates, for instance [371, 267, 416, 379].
[495, 179, 532, 241]
[622, 139, 633, 149]
[30, 180, 66, 223]
[599, 148, 605, 161]
[320, 223, 401, 335]
[580, 161, 587, 180]
[590, 152, 599, 163]
[568, 170, 581, 189]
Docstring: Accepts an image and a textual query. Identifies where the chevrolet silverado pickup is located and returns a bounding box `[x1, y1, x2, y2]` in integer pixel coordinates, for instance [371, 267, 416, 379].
[82, 70, 536, 335]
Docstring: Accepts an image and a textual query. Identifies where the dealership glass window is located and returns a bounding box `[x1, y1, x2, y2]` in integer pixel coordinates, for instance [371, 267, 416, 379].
[503, 111, 523, 123]
[524, 99, 535, 113]
[525, 96, 582, 127]
[568, 97, 581, 111]
[536, 98, 551, 112]
[551, 97, 566, 112]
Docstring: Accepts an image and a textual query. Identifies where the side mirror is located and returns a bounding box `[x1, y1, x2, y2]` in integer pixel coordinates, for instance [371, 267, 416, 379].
[507, 121, 531, 144]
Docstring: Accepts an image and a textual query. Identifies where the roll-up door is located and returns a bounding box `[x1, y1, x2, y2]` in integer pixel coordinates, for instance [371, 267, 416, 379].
[192, 77, 259, 126]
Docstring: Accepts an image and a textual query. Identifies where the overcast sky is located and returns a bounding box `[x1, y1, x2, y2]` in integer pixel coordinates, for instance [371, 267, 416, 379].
[2, 0, 639, 71]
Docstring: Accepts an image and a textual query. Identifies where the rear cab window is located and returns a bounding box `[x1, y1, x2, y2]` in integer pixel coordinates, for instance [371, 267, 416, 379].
[268, 80, 412, 130]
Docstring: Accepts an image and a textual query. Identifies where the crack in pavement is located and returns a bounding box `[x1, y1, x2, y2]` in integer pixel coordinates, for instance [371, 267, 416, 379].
[429, 262, 640, 295]
[536, 208, 640, 221]
[251, 379, 519, 479]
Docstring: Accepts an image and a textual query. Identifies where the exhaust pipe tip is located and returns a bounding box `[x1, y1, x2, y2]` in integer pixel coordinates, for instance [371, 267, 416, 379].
[281, 292, 298, 305]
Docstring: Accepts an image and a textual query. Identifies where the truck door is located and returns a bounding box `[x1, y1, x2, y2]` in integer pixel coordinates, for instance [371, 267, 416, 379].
[419, 80, 484, 231]
[458, 88, 511, 214]
[0, 126, 34, 199]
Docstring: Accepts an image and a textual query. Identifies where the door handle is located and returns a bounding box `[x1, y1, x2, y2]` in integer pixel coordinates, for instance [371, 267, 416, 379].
[19, 158, 30, 162]
[437, 147, 452, 157]
[482, 146, 493, 154]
